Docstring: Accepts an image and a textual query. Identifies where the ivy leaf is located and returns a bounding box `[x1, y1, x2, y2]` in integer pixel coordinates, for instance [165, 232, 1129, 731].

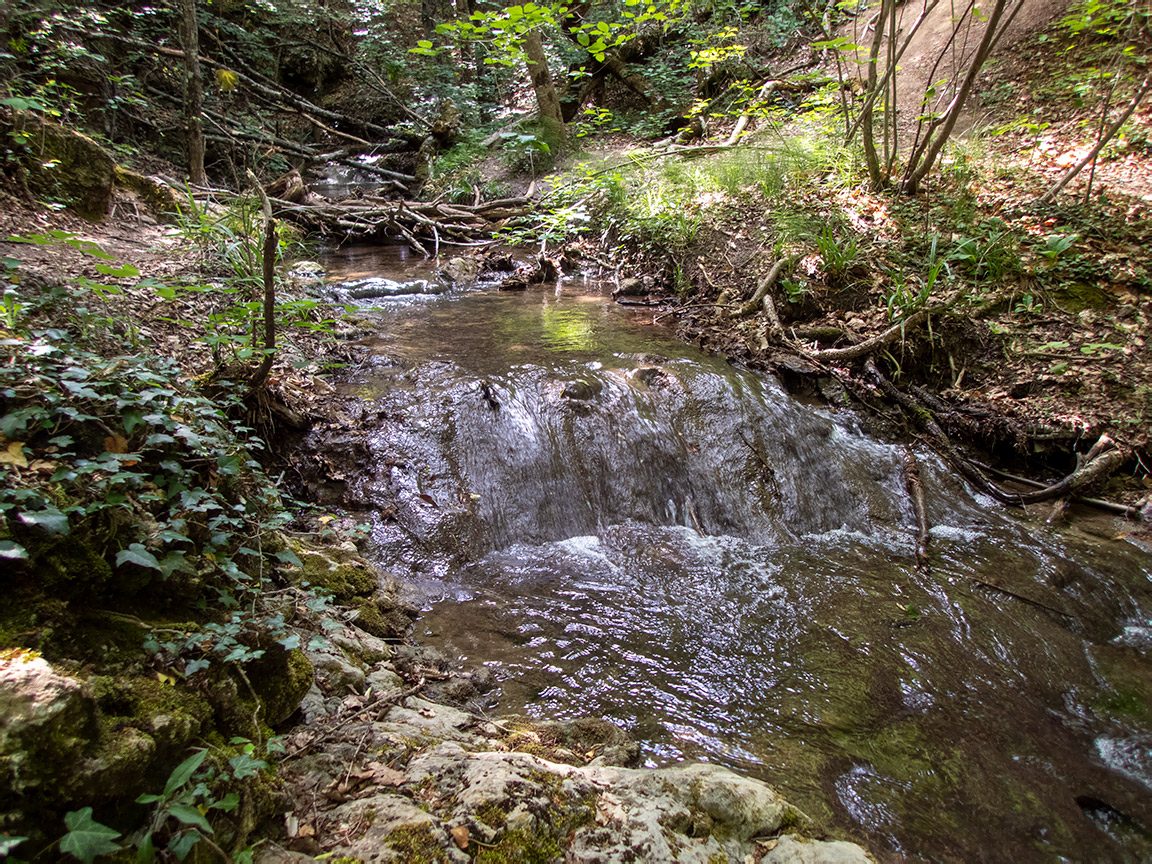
[183, 658, 211, 676]
[168, 831, 200, 861]
[116, 543, 161, 570]
[274, 547, 302, 567]
[0, 540, 28, 560]
[60, 808, 122, 864]
[19, 508, 70, 535]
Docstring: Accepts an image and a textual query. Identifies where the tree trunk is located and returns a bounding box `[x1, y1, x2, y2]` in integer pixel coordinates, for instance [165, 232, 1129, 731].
[524, 29, 566, 148]
[901, 0, 1020, 194]
[860, 1, 888, 190]
[177, 0, 205, 185]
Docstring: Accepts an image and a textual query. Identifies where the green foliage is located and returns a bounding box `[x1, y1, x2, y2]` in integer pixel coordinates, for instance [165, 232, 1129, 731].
[1037, 233, 1079, 262]
[59, 809, 121, 864]
[60, 736, 279, 864]
[0, 327, 289, 600]
[813, 224, 862, 284]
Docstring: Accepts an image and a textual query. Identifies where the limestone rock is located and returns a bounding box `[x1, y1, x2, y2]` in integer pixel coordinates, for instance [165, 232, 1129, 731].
[382, 698, 474, 741]
[304, 640, 366, 695]
[439, 256, 479, 287]
[761, 834, 875, 863]
[21, 119, 115, 218]
[0, 652, 96, 801]
[333, 793, 469, 864]
[383, 744, 874, 864]
[113, 167, 180, 218]
[366, 666, 404, 695]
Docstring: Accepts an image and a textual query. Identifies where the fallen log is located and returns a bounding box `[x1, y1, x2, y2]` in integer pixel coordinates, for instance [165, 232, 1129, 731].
[269, 195, 530, 248]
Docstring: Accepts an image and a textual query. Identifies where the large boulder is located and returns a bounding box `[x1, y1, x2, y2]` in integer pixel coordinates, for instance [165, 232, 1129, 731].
[20, 118, 116, 218]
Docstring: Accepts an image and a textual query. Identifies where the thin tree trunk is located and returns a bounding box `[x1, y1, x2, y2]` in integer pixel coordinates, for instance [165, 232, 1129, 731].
[861, 1, 888, 190]
[901, 0, 1022, 194]
[177, 0, 205, 185]
[524, 29, 566, 148]
[246, 171, 277, 391]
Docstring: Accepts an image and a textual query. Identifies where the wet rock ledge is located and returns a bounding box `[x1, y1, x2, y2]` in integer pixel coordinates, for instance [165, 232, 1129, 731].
[266, 548, 875, 864]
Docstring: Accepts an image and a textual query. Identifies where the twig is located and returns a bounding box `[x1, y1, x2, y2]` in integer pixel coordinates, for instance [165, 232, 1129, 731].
[281, 682, 425, 763]
[904, 448, 931, 570]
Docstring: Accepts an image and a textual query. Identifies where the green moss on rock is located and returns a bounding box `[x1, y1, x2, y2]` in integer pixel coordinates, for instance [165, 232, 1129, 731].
[290, 541, 378, 603]
[477, 828, 561, 864]
[20, 118, 115, 218]
[385, 823, 449, 863]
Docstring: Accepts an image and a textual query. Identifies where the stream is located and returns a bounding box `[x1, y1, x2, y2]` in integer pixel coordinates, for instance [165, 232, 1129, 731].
[315, 244, 1152, 863]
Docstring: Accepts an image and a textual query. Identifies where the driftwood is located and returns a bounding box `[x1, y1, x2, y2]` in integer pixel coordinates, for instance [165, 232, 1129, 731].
[271, 195, 532, 249]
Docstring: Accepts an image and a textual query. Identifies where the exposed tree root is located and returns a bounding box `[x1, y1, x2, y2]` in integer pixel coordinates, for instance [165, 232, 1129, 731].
[805, 310, 930, 363]
[865, 359, 1129, 512]
[729, 257, 796, 322]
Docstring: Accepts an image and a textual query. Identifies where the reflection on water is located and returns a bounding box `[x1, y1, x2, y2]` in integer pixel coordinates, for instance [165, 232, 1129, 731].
[318, 253, 1152, 863]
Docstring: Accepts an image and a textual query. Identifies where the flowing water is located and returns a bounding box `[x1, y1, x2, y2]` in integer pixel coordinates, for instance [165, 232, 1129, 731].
[316, 245, 1152, 863]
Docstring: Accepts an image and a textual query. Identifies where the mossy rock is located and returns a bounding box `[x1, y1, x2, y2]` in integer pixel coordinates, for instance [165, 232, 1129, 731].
[18, 531, 115, 595]
[113, 167, 181, 220]
[354, 597, 416, 640]
[250, 647, 314, 725]
[94, 674, 213, 757]
[19, 118, 115, 218]
[288, 540, 379, 603]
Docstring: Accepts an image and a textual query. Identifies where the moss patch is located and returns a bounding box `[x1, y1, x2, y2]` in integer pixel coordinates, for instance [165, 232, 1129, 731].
[384, 823, 449, 863]
[290, 541, 379, 603]
[476, 828, 561, 864]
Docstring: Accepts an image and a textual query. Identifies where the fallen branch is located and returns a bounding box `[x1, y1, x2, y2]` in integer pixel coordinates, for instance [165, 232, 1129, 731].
[1038, 75, 1151, 204]
[903, 448, 931, 569]
[282, 682, 426, 762]
[970, 460, 1144, 519]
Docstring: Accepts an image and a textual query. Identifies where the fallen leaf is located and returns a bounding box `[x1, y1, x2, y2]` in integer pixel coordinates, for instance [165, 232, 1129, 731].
[450, 825, 469, 850]
[0, 441, 28, 468]
[365, 762, 406, 787]
[104, 434, 129, 453]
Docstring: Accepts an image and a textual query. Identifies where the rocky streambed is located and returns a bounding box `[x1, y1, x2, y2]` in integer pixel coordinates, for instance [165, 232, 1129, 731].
[268, 574, 873, 864]
[290, 245, 1152, 863]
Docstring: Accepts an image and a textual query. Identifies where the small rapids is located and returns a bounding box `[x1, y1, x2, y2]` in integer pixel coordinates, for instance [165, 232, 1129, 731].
[311, 246, 1152, 862]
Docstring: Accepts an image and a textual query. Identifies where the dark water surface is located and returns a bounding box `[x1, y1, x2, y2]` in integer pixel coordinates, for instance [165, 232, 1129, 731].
[318, 247, 1152, 862]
